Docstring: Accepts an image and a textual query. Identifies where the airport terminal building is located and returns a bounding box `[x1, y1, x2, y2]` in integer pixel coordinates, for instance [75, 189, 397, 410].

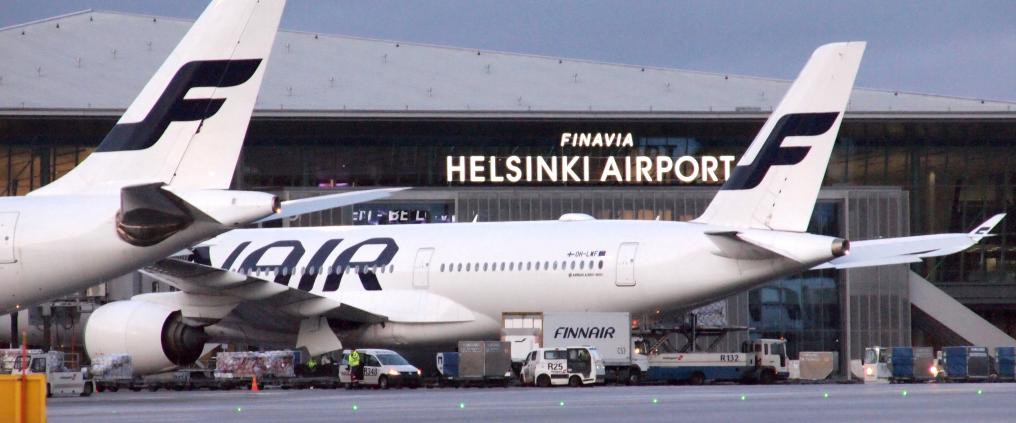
[3, 10, 1016, 373]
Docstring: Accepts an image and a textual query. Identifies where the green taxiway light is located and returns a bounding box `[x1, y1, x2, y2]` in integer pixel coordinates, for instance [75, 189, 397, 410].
[559, 401, 565, 407]
[977, 389, 983, 395]
[652, 398, 659, 404]
[459, 403, 466, 409]
[352, 405, 359, 411]
[740, 395, 747, 401]
[823, 392, 829, 399]
[901, 390, 908, 397]
[235, 407, 243, 413]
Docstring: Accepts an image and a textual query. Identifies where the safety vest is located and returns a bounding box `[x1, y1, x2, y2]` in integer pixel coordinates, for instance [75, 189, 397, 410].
[348, 351, 361, 366]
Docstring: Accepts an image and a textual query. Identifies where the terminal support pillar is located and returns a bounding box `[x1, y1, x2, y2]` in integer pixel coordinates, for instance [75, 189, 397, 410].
[8, 313, 17, 348]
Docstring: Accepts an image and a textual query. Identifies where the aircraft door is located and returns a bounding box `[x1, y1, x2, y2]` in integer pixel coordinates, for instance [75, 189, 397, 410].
[412, 248, 435, 288]
[0, 212, 17, 264]
[615, 242, 638, 286]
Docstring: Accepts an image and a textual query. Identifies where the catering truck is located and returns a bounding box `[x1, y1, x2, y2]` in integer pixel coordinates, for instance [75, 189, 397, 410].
[643, 338, 789, 385]
[502, 312, 648, 384]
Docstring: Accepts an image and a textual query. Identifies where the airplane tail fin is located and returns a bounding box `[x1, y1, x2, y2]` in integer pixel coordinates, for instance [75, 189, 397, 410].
[31, 0, 285, 196]
[694, 42, 865, 232]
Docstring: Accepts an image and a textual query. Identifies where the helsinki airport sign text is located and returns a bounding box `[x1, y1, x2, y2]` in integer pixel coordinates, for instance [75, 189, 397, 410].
[446, 132, 736, 184]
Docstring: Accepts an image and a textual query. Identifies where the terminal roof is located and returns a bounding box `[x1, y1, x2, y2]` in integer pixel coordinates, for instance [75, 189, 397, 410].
[1, 10, 1014, 115]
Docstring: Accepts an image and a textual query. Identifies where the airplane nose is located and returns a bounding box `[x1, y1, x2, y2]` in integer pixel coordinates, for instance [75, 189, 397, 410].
[831, 238, 850, 257]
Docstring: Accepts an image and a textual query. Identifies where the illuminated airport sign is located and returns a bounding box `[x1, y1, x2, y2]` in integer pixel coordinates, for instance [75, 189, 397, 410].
[446, 132, 735, 184]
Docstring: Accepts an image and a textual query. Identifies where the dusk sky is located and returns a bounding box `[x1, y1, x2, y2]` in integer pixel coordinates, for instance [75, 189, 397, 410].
[3, 0, 1014, 101]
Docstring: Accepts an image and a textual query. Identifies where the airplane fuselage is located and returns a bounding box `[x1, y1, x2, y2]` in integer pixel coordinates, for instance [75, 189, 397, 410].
[0, 195, 229, 313]
[206, 219, 840, 348]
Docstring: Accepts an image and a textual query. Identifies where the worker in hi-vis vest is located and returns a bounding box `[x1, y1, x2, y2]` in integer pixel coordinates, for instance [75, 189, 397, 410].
[348, 350, 362, 382]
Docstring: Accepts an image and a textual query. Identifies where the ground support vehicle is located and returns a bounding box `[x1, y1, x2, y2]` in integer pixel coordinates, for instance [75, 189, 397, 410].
[11, 351, 92, 397]
[863, 346, 892, 383]
[503, 312, 647, 384]
[520, 346, 605, 387]
[643, 338, 789, 385]
[436, 341, 512, 387]
[339, 349, 422, 389]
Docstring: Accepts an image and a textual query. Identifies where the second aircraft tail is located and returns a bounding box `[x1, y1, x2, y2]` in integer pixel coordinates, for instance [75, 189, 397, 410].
[694, 42, 865, 232]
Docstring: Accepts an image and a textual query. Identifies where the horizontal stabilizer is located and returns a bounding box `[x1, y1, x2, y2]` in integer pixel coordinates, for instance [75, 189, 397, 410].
[813, 214, 1005, 270]
[255, 188, 408, 223]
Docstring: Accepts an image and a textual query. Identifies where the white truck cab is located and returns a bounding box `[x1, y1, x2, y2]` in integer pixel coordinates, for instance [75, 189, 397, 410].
[863, 346, 892, 383]
[747, 338, 790, 383]
[339, 349, 421, 389]
[520, 346, 606, 387]
[12, 351, 92, 397]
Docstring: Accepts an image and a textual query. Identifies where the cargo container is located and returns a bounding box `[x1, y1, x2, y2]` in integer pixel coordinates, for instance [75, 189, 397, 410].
[942, 346, 992, 382]
[436, 341, 512, 386]
[90, 354, 139, 392]
[888, 347, 935, 383]
[994, 347, 1015, 381]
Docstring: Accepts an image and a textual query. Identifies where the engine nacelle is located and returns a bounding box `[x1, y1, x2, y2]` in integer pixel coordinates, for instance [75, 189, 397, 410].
[85, 300, 207, 375]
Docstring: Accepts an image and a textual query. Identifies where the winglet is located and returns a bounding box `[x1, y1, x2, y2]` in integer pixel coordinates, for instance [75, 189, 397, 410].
[969, 213, 1006, 240]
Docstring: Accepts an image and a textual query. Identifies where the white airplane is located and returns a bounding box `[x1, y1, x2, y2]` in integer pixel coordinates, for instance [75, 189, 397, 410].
[0, 0, 396, 329]
[84, 42, 1004, 375]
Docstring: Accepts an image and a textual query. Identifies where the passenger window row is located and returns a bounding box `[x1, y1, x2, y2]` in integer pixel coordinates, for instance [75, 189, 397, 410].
[438, 260, 604, 273]
[233, 264, 395, 277]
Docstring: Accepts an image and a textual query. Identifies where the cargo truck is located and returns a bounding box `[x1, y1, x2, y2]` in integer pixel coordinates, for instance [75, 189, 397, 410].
[642, 338, 789, 385]
[502, 312, 648, 384]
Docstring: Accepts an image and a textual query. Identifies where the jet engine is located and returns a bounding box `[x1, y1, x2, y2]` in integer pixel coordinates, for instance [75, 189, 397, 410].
[85, 300, 207, 375]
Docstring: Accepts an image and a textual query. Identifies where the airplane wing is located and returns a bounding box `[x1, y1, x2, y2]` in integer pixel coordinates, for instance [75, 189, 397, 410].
[812, 214, 1005, 270]
[255, 187, 408, 223]
[140, 258, 473, 324]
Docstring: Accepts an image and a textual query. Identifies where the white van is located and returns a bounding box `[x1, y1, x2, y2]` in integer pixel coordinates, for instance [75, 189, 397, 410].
[520, 346, 605, 387]
[339, 349, 421, 389]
